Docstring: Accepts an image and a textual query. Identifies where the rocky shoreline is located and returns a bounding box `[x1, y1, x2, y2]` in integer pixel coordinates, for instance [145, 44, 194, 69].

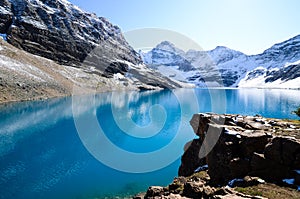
[135, 113, 300, 199]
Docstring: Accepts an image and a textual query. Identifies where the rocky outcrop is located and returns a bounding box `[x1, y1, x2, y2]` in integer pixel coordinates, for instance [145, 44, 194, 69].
[136, 114, 300, 199]
[180, 113, 300, 186]
[135, 171, 269, 199]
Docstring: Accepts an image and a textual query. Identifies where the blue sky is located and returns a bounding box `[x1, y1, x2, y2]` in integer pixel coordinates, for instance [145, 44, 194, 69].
[69, 0, 300, 55]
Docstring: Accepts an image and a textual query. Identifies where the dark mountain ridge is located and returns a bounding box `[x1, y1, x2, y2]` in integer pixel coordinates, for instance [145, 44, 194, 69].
[0, 0, 141, 67]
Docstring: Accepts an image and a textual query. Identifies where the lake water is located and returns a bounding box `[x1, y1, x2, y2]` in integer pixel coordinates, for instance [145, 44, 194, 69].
[0, 88, 299, 199]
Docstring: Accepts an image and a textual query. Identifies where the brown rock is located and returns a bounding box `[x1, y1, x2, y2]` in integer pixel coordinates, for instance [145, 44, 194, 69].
[180, 113, 300, 190]
[264, 137, 300, 166]
[179, 139, 206, 177]
[203, 185, 216, 198]
[250, 152, 291, 182]
[145, 186, 165, 198]
[206, 135, 233, 185]
[213, 187, 234, 196]
[229, 158, 251, 178]
[169, 177, 186, 194]
[206, 125, 246, 184]
[190, 113, 211, 138]
[182, 181, 204, 198]
[247, 122, 268, 130]
[239, 131, 270, 157]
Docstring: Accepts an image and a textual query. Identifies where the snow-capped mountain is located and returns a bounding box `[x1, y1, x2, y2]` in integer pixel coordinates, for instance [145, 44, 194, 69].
[0, 0, 183, 90]
[141, 41, 194, 72]
[253, 35, 300, 69]
[141, 35, 300, 88]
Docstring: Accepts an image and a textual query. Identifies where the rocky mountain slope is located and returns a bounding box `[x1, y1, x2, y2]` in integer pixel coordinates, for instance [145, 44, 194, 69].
[0, 0, 183, 103]
[141, 35, 300, 88]
[0, 38, 157, 103]
[0, 0, 141, 67]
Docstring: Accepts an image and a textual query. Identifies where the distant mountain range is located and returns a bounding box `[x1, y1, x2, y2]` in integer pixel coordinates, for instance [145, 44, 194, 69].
[140, 35, 300, 88]
[0, 0, 299, 101]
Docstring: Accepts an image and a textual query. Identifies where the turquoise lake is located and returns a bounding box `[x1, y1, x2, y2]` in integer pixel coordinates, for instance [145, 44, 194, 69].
[0, 88, 299, 199]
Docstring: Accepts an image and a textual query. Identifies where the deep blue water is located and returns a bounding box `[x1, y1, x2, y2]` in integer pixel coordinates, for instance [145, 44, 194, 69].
[0, 88, 299, 199]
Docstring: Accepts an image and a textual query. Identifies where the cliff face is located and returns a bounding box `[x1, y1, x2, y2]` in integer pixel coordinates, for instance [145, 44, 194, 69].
[0, 0, 141, 68]
[180, 113, 300, 185]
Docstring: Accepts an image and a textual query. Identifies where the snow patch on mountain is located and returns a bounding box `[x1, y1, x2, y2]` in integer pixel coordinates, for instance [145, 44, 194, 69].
[141, 35, 300, 89]
[239, 61, 300, 88]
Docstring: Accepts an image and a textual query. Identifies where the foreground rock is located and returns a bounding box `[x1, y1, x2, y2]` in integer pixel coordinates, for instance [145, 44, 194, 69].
[180, 113, 300, 186]
[135, 171, 300, 199]
[135, 171, 271, 199]
[136, 113, 300, 199]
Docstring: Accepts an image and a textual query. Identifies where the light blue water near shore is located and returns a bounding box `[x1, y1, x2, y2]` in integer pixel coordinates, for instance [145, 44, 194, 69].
[0, 88, 299, 199]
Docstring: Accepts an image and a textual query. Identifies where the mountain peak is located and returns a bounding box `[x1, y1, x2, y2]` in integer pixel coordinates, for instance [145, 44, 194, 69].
[215, 46, 229, 50]
[211, 46, 243, 54]
[154, 41, 186, 57]
[155, 41, 177, 51]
